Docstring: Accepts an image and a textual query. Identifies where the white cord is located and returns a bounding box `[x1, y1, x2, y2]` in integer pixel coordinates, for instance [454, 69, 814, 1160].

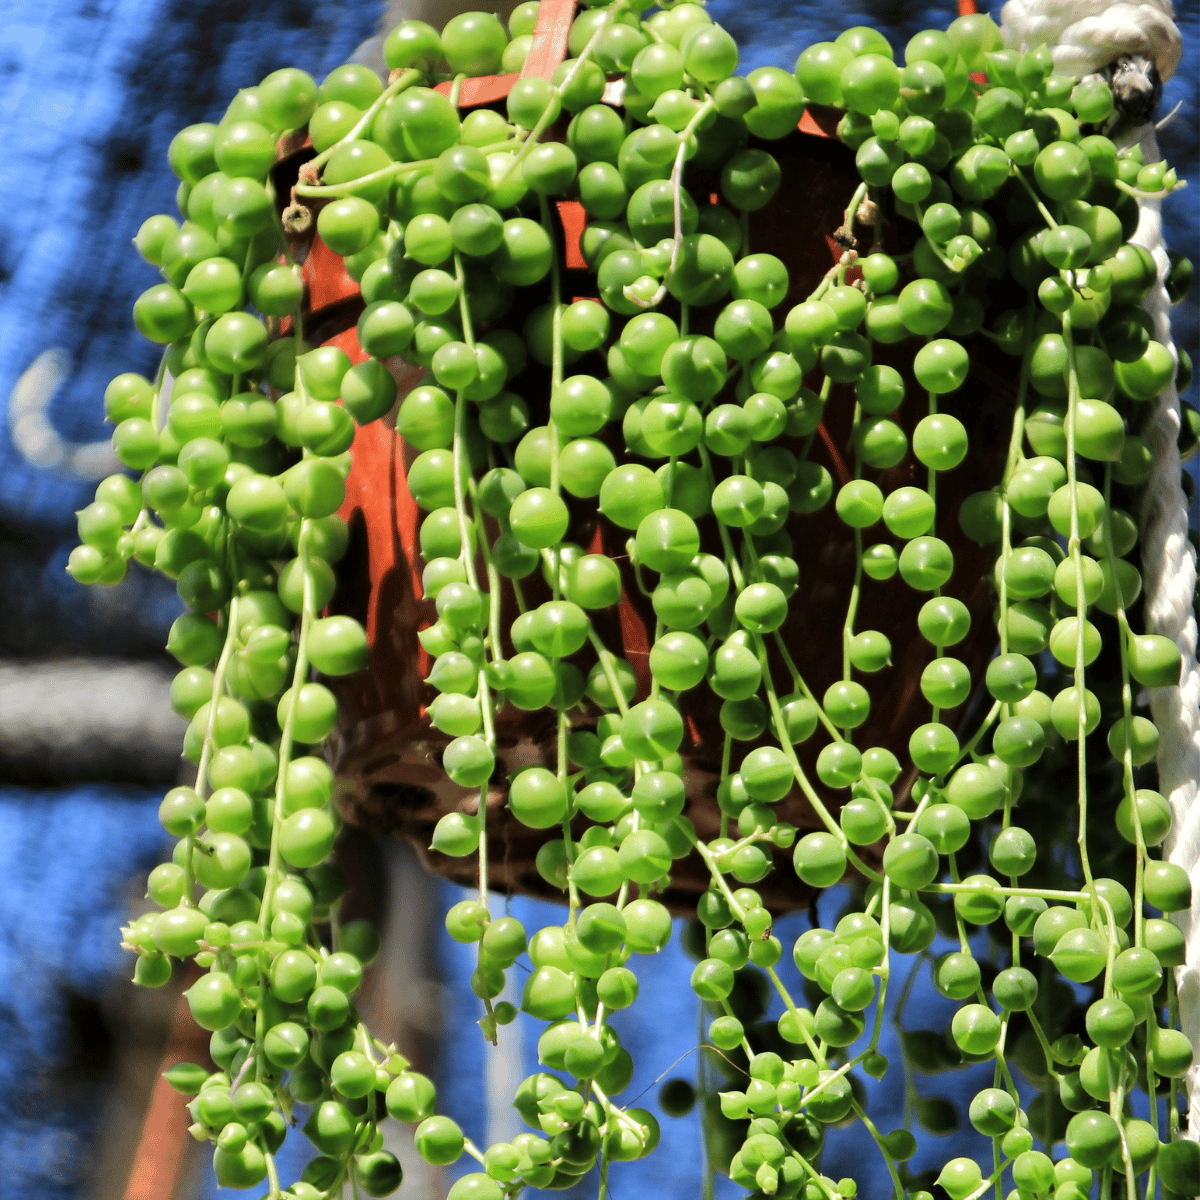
[1131, 127, 1200, 1141]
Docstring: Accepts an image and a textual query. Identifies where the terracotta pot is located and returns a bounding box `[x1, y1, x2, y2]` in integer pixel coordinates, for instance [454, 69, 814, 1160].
[275, 0, 1015, 913]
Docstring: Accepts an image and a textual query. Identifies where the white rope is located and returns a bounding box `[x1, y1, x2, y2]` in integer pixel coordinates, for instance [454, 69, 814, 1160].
[1130, 132, 1200, 1141]
[999, 0, 1182, 81]
[1001, 0, 1199, 1140]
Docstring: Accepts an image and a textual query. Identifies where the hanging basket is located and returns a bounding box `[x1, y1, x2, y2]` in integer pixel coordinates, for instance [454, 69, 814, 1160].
[271, 0, 1018, 913]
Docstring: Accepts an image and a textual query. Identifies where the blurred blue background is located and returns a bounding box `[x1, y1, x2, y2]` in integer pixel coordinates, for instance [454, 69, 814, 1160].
[0, 1, 1194, 1197]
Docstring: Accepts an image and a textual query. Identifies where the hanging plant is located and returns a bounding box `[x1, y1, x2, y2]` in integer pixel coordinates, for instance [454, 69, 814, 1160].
[75, 0, 1199, 1196]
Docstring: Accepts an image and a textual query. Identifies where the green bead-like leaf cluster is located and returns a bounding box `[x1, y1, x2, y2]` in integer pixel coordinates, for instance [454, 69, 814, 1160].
[84, 2, 1197, 1197]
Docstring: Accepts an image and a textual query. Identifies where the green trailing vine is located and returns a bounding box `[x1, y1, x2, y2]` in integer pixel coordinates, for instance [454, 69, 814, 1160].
[70, 1, 1200, 1198]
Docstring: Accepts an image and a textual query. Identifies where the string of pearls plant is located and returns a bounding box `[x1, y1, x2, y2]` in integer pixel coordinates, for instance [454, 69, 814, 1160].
[71, 1, 1199, 1197]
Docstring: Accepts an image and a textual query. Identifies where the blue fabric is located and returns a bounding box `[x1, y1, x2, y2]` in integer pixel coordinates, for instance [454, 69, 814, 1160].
[0, 535, 182, 659]
[0, 786, 165, 1199]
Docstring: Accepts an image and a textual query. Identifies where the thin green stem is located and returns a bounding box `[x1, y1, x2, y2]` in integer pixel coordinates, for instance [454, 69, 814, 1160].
[298, 139, 520, 197]
[260, 523, 314, 928]
[495, 6, 622, 187]
[842, 182, 868, 238]
[925, 881, 1088, 902]
[1025, 1008, 1063, 1090]
[954, 700, 1002, 767]
[538, 193, 565, 499]
[623, 96, 716, 309]
[308, 68, 422, 170]
[1010, 166, 1060, 229]
[764, 965, 825, 1064]
[187, 558, 239, 903]
[1100, 466, 1145, 946]
[1167, 974, 1181, 1138]
[262, 1147, 282, 1200]
[850, 1100, 904, 1199]
[448, 262, 501, 995]
[1061, 311, 1098, 908]
[253, 520, 315, 1079]
[842, 525, 864, 687]
[466, 476, 505, 667]
[752, 633, 883, 881]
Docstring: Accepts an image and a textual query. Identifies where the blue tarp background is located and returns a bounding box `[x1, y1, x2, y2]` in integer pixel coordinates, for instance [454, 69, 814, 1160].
[0, 1, 1195, 1197]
